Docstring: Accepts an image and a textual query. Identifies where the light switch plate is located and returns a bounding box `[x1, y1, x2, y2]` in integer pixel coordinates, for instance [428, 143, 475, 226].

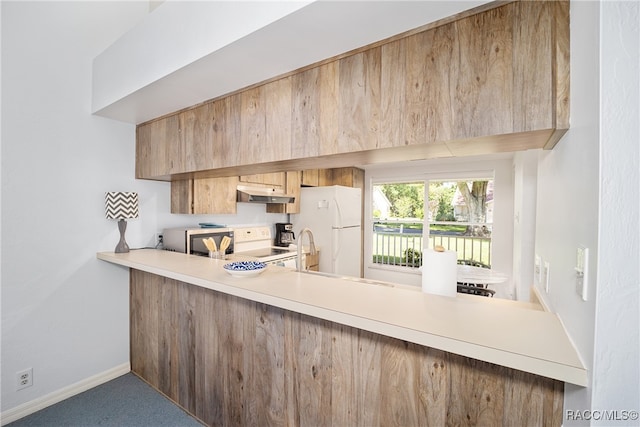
[535, 254, 542, 284]
[576, 247, 589, 301]
[544, 261, 550, 292]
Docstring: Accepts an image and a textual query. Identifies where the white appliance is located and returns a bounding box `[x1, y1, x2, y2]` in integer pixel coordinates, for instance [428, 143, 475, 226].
[291, 185, 362, 277]
[230, 226, 298, 268]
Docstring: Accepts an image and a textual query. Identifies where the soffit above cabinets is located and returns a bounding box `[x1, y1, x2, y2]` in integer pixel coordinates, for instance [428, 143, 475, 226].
[92, 0, 491, 124]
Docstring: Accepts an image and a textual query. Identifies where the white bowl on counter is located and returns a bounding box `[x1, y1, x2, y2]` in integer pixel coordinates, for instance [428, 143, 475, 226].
[223, 261, 267, 277]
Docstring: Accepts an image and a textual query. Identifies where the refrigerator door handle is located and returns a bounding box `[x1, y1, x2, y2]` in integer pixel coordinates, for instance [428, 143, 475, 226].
[332, 228, 341, 269]
[333, 197, 343, 228]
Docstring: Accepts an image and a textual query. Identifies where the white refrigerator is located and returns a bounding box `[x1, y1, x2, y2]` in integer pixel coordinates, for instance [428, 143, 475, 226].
[291, 185, 362, 277]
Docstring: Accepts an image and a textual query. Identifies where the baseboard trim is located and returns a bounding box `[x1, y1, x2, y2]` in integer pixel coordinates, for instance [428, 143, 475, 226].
[1, 362, 131, 426]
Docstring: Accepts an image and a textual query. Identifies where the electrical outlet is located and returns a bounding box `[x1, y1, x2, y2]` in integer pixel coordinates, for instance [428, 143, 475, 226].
[543, 261, 550, 292]
[16, 368, 33, 390]
[155, 233, 163, 248]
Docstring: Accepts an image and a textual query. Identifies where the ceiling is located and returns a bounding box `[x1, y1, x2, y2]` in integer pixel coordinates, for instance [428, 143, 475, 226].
[92, 1, 492, 125]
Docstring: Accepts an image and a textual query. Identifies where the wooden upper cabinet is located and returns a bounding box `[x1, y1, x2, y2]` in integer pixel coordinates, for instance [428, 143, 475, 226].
[301, 168, 362, 188]
[301, 169, 320, 187]
[329, 167, 364, 189]
[239, 172, 285, 187]
[180, 104, 215, 172]
[171, 177, 238, 214]
[136, 115, 180, 178]
[178, 96, 242, 173]
[136, 1, 568, 180]
[266, 171, 301, 214]
[291, 67, 321, 159]
[336, 49, 380, 153]
[264, 77, 293, 163]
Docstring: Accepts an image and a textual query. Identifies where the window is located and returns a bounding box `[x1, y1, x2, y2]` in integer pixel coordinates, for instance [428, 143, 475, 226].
[372, 177, 494, 269]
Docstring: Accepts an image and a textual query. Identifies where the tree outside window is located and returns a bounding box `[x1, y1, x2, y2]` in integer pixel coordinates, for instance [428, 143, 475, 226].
[372, 179, 493, 268]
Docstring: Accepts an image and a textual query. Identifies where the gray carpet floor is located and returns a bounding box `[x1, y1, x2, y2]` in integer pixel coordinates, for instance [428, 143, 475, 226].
[6, 373, 203, 426]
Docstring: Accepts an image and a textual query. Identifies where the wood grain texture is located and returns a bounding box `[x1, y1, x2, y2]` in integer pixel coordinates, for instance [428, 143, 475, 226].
[157, 279, 178, 400]
[337, 49, 381, 154]
[130, 270, 564, 427]
[453, 4, 514, 139]
[318, 61, 339, 156]
[218, 95, 241, 168]
[513, 0, 553, 133]
[181, 105, 213, 172]
[420, 23, 458, 144]
[239, 86, 265, 166]
[380, 38, 406, 149]
[266, 171, 301, 214]
[548, 0, 570, 149]
[136, 1, 569, 180]
[170, 179, 193, 214]
[300, 169, 320, 186]
[192, 176, 238, 214]
[136, 116, 177, 178]
[239, 173, 285, 187]
[291, 67, 320, 159]
[265, 77, 293, 163]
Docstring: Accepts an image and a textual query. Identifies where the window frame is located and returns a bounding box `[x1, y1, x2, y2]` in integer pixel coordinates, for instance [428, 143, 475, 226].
[363, 161, 511, 288]
[370, 173, 495, 271]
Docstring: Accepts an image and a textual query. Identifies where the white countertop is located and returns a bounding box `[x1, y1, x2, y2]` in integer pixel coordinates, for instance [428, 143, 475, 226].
[97, 249, 586, 386]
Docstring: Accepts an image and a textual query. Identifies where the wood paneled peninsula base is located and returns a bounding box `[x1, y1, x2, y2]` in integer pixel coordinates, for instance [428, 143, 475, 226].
[97, 250, 585, 426]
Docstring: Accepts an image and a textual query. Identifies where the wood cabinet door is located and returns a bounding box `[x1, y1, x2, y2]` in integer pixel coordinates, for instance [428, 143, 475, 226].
[171, 177, 238, 214]
[193, 177, 238, 214]
[329, 167, 365, 188]
[170, 180, 193, 214]
[181, 105, 214, 172]
[138, 1, 568, 179]
[136, 115, 180, 178]
[301, 170, 319, 187]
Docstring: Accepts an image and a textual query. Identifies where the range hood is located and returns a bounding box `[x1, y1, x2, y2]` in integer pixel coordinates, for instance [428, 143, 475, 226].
[237, 185, 295, 204]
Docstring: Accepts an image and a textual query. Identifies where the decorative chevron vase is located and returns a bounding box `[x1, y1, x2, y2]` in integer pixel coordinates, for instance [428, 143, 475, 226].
[105, 192, 139, 219]
[105, 192, 139, 253]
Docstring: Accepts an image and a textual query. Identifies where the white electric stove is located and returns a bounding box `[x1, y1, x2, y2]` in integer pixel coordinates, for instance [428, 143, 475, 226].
[231, 226, 297, 267]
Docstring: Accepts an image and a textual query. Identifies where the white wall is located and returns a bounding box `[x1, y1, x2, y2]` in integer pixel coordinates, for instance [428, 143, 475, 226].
[512, 151, 538, 302]
[3, 1, 637, 424]
[592, 1, 639, 424]
[535, 1, 600, 418]
[0, 1, 287, 419]
[1, 1, 148, 415]
[363, 154, 515, 299]
[535, 1, 639, 424]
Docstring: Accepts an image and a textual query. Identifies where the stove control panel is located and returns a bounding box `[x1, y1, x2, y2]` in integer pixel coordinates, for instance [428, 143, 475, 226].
[233, 226, 271, 243]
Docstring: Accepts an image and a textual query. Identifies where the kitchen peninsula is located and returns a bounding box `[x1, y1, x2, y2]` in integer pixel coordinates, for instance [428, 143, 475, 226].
[98, 249, 585, 426]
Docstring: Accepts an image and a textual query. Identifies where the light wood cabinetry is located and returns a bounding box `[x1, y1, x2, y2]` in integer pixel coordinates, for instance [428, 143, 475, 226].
[265, 171, 301, 214]
[239, 172, 285, 187]
[171, 168, 362, 215]
[301, 169, 334, 187]
[171, 177, 239, 214]
[136, 114, 181, 179]
[301, 167, 364, 188]
[172, 172, 299, 215]
[136, 1, 569, 182]
[328, 167, 364, 188]
[130, 269, 563, 427]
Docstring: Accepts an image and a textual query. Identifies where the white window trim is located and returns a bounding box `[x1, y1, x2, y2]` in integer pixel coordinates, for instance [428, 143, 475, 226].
[363, 157, 514, 292]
